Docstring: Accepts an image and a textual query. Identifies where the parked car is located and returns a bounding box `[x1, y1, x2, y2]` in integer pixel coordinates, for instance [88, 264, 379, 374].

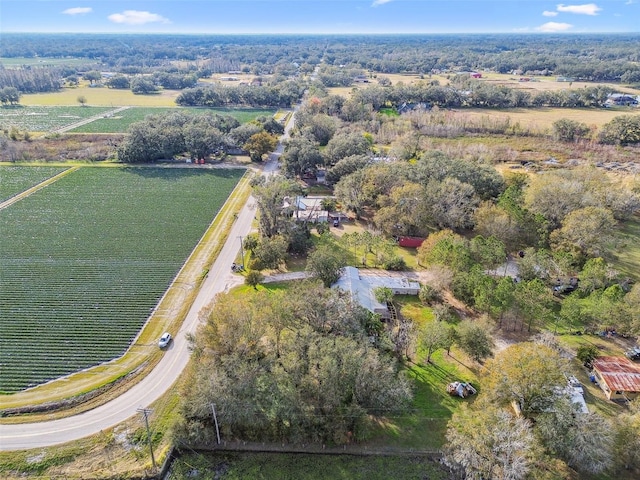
[625, 347, 640, 361]
[333, 219, 339, 227]
[158, 332, 172, 348]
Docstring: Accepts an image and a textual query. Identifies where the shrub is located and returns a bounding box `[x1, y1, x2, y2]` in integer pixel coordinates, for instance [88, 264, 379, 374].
[382, 255, 406, 271]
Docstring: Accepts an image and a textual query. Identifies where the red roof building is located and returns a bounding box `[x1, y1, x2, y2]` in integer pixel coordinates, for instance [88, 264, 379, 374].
[592, 356, 640, 400]
[398, 236, 425, 248]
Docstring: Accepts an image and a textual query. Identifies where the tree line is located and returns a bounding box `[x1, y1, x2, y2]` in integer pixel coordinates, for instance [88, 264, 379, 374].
[3, 33, 639, 83]
[116, 110, 282, 163]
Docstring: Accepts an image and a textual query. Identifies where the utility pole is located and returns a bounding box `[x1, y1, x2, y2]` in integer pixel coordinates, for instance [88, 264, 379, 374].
[211, 403, 221, 444]
[137, 408, 157, 470]
[238, 235, 245, 269]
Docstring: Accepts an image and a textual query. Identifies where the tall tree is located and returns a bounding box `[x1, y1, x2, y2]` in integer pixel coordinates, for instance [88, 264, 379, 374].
[446, 403, 536, 480]
[419, 319, 450, 363]
[252, 176, 302, 238]
[244, 131, 278, 162]
[306, 245, 346, 287]
[483, 343, 567, 419]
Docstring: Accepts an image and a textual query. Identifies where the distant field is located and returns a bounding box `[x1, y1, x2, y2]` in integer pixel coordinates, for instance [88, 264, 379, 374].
[480, 72, 640, 96]
[0, 105, 112, 133]
[0, 56, 91, 68]
[461, 106, 633, 131]
[20, 85, 181, 107]
[70, 106, 276, 133]
[0, 105, 277, 134]
[0, 165, 68, 202]
[0, 166, 244, 393]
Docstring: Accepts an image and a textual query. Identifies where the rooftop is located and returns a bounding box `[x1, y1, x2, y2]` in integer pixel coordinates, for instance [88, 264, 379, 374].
[592, 356, 640, 393]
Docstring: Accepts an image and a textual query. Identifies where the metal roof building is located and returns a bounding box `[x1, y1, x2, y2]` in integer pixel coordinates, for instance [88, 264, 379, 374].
[592, 356, 640, 401]
[332, 267, 420, 319]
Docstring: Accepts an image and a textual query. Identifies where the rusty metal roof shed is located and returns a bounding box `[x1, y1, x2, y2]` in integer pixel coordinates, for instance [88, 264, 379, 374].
[593, 356, 640, 393]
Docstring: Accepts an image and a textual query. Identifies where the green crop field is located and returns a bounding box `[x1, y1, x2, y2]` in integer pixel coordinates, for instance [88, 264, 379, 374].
[70, 107, 277, 133]
[0, 166, 68, 202]
[0, 105, 112, 133]
[0, 166, 244, 393]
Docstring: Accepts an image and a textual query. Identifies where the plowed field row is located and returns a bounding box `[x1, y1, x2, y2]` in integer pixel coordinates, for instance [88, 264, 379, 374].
[0, 166, 244, 393]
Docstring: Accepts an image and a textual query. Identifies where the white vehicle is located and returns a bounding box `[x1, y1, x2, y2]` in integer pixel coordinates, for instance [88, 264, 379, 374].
[158, 332, 172, 349]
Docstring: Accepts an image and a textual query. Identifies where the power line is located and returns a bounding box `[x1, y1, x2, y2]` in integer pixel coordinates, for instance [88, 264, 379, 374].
[137, 407, 157, 470]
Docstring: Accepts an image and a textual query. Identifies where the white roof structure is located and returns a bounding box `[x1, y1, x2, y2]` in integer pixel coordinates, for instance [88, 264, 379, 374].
[332, 267, 420, 318]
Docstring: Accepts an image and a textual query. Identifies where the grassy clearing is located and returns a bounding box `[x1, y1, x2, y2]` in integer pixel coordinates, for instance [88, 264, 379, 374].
[366, 296, 479, 450]
[0, 105, 112, 133]
[0, 57, 91, 68]
[0, 166, 244, 393]
[461, 107, 631, 131]
[168, 451, 449, 480]
[480, 72, 640, 96]
[612, 217, 640, 281]
[0, 165, 68, 202]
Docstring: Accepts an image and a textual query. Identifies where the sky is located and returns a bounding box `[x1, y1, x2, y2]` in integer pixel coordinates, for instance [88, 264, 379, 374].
[1, 0, 638, 34]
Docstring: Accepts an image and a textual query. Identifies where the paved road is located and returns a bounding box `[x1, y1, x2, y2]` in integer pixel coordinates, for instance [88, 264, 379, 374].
[0, 114, 288, 451]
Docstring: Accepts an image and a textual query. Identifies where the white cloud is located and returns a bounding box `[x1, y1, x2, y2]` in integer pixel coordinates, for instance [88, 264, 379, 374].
[372, 0, 394, 6]
[62, 7, 92, 16]
[108, 10, 170, 25]
[543, 10, 559, 17]
[556, 3, 602, 15]
[536, 22, 574, 32]
[625, 0, 635, 4]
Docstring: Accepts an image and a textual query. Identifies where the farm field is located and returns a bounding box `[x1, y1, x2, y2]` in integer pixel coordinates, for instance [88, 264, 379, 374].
[0, 165, 68, 202]
[70, 106, 277, 133]
[0, 166, 244, 393]
[0, 105, 112, 133]
[0, 105, 278, 134]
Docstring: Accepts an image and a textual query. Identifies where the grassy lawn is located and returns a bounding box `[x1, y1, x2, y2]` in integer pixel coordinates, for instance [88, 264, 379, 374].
[168, 451, 449, 480]
[366, 296, 478, 450]
[612, 217, 640, 281]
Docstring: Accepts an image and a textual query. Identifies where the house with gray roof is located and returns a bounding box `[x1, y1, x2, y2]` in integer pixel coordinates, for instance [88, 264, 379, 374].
[332, 267, 420, 319]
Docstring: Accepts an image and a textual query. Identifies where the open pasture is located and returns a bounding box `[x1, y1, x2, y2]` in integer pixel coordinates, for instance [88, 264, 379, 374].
[70, 106, 277, 133]
[0, 166, 244, 393]
[0, 57, 92, 68]
[460, 106, 630, 131]
[0, 165, 68, 202]
[0, 105, 112, 133]
[480, 72, 640, 95]
[20, 85, 181, 107]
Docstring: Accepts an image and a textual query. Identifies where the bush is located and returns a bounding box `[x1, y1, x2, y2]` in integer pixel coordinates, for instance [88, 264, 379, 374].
[418, 284, 441, 304]
[576, 344, 599, 368]
[382, 255, 406, 271]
